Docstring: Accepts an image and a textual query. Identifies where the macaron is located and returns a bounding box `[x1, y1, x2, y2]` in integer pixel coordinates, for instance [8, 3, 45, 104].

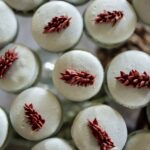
[106, 50, 150, 108]
[10, 87, 62, 141]
[0, 43, 40, 92]
[0, 107, 10, 150]
[124, 130, 150, 150]
[133, 0, 150, 25]
[31, 138, 74, 150]
[71, 105, 127, 150]
[32, 1, 83, 52]
[64, 0, 89, 5]
[52, 50, 104, 101]
[84, 0, 137, 49]
[4, 0, 46, 12]
[0, 1, 17, 48]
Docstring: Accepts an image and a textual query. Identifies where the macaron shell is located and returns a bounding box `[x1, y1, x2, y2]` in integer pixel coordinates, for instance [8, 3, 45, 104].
[124, 131, 150, 150]
[84, 0, 137, 44]
[32, 1, 83, 52]
[52, 50, 104, 101]
[0, 1, 17, 48]
[107, 50, 150, 108]
[71, 105, 127, 150]
[0, 44, 39, 92]
[0, 108, 9, 149]
[31, 138, 74, 150]
[4, 0, 46, 11]
[10, 87, 62, 141]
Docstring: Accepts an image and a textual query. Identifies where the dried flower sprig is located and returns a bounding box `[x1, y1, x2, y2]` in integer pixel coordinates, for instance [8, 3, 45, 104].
[88, 118, 116, 150]
[24, 103, 45, 131]
[116, 70, 150, 89]
[95, 10, 123, 26]
[60, 69, 95, 87]
[43, 16, 71, 33]
[0, 48, 18, 79]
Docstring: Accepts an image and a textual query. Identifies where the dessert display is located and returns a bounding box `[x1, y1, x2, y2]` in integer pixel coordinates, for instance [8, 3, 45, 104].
[52, 50, 104, 101]
[124, 130, 150, 150]
[0, 0, 150, 149]
[32, 1, 83, 52]
[71, 105, 127, 150]
[31, 138, 74, 150]
[64, 0, 89, 5]
[0, 1, 17, 48]
[84, 0, 137, 49]
[10, 87, 62, 141]
[133, 0, 150, 26]
[106, 50, 150, 109]
[0, 43, 40, 92]
[4, 0, 46, 12]
[0, 107, 10, 150]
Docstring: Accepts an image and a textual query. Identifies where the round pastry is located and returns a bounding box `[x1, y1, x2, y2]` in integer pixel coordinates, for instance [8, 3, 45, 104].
[0, 1, 17, 48]
[133, 0, 150, 26]
[64, 0, 89, 5]
[52, 50, 104, 101]
[31, 138, 74, 150]
[124, 130, 150, 150]
[84, 0, 137, 49]
[71, 105, 127, 150]
[0, 43, 40, 92]
[106, 50, 150, 108]
[32, 1, 83, 52]
[10, 87, 62, 141]
[0, 107, 10, 150]
[4, 0, 46, 12]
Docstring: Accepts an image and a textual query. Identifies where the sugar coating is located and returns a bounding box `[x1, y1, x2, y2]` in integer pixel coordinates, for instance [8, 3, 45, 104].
[32, 1, 83, 52]
[84, 0, 137, 45]
[0, 43, 39, 92]
[4, 0, 46, 11]
[10, 87, 62, 141]
[0, 1, 17, 48]
[52, 50, 104, 101]
[31, 138, 74, 150]
[107, 50, 150, 108]
[71, 105, 127, 150]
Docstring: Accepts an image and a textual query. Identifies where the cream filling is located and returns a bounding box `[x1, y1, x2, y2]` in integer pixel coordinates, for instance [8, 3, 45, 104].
[107, 50, 150, 108]
[124, 132, 150, 150]
[4, 0, 45, 11]
[133, 0, 150, 25]
[0, 1, 17, 48]
[52, 50, 104, 101]
[10, 87, 62, 141]
[0, 108, 8, 148]
[32, 1, 83, 52]
[0, 44, 39, 92]
[71, 105, 127, 150]
[84, 0, 137, 45]
[31, 138, 74, 150]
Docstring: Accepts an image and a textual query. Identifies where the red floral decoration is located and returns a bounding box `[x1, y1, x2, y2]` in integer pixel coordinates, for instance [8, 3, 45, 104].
[0, 48, 18, 79]
[60, 69, 95, 87]
[24, 103, 45, 131]
[43, 16, 71, 33]
[95, 10, 123, 26]
[116, 70, 150, 89]
[88, 118, 116, 150]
